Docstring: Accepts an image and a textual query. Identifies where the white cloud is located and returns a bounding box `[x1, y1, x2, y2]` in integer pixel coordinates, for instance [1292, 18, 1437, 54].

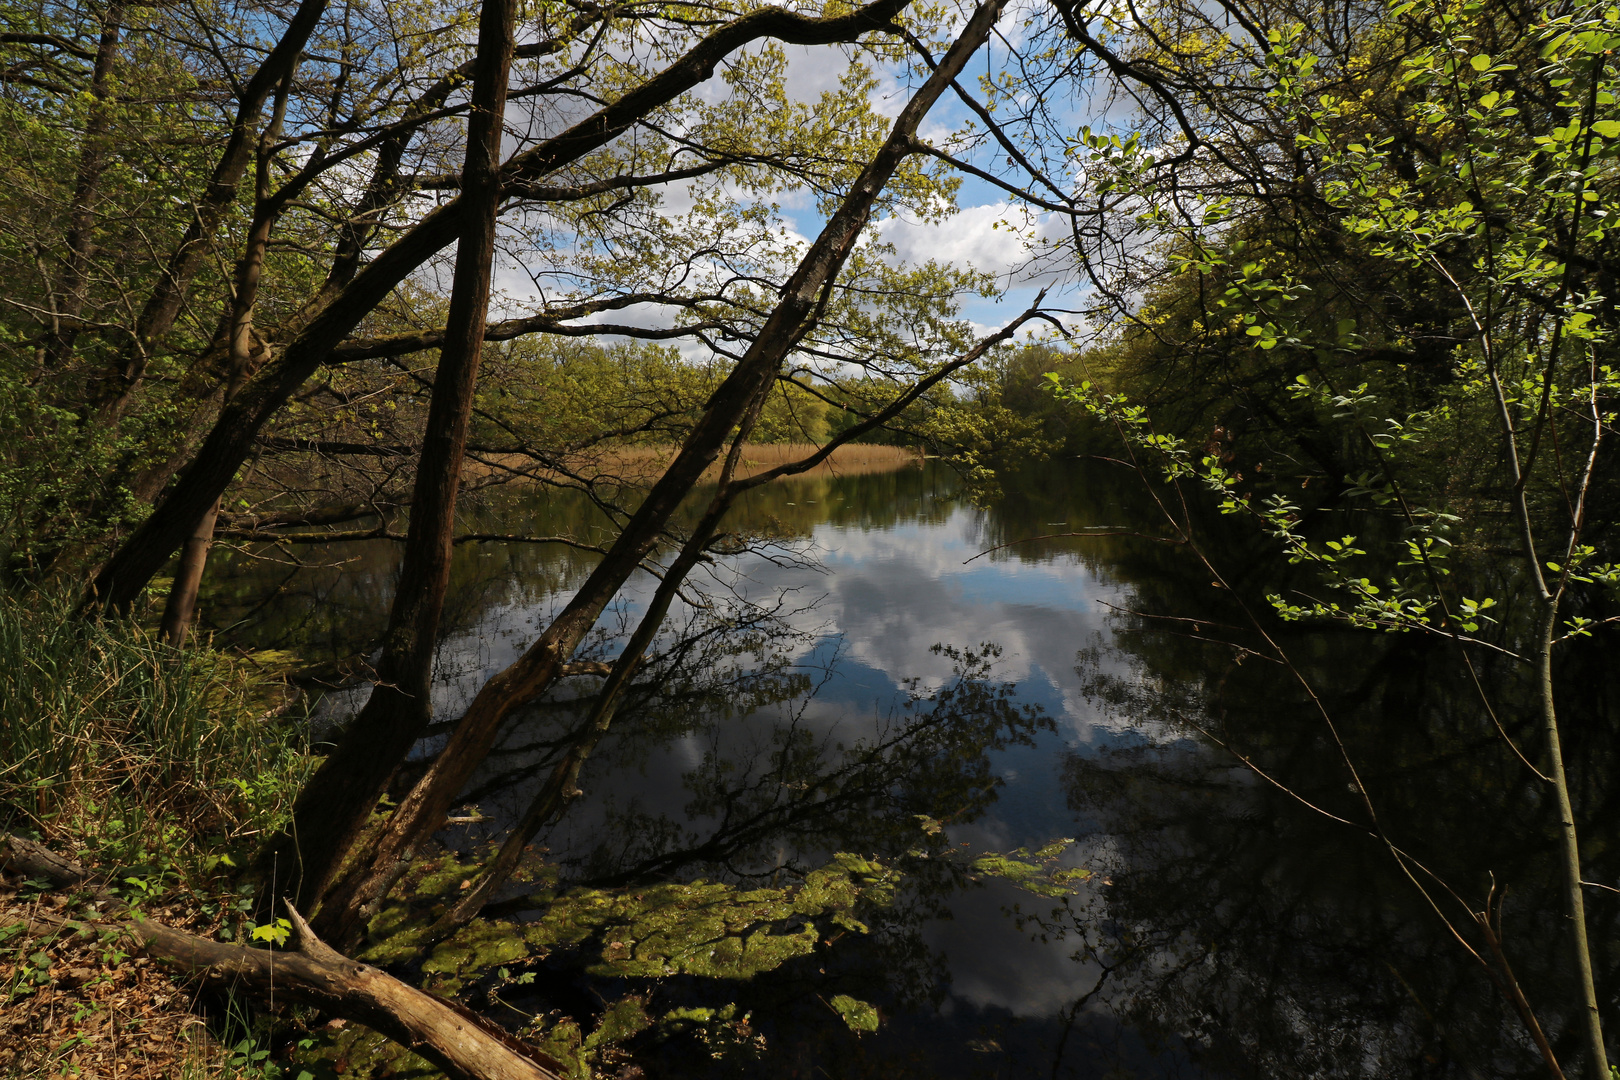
[876, 201, 1032, 275]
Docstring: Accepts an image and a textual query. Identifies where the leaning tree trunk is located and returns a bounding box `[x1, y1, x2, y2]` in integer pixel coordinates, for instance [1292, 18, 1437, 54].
[159, 68, 296, 647]
[308, 0, 1012, 936]
[87, 0, 330, 425]
[418, 295, 1048, 943]
[157, 497, 221, 646]
[41, 1, 123, 372]
[412, 389, 775, 946]
[79, 0, 913, 617]
[256, 0, 519, 913]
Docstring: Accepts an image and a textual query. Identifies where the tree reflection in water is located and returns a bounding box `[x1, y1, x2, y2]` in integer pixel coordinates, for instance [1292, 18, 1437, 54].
[1048, 527, 1619, 1077]
[195, 461, 1616, 1077]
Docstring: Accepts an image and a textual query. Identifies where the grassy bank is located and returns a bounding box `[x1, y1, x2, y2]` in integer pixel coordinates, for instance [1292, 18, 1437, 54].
[0, 592, 313, 1077]
[0, 594, 309, 873]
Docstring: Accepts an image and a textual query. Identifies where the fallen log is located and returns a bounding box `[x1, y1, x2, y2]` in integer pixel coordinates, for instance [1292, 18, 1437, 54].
[1, 835, 566, 1080]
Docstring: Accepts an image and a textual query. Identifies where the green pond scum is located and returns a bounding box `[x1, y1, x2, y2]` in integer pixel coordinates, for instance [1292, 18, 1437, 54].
[309, 842, 1081, 1077]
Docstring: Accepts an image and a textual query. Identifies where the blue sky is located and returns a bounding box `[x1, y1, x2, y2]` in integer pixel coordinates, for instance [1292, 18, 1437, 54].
[480, 1, 1143, 359]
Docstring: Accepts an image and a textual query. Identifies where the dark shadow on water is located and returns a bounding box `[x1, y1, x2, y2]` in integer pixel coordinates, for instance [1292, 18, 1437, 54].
[201, 459, 1618, 1078]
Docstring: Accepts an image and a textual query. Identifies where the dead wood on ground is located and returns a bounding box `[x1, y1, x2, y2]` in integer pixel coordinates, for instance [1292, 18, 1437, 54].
[0, 835, 566, 1080]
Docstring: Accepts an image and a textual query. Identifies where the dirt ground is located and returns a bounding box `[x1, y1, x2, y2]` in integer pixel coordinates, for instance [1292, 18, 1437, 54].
[0, 884, 244, 1079]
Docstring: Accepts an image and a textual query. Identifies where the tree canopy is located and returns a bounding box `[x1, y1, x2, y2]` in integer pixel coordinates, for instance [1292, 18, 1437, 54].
[1, 0, 1617, 1073]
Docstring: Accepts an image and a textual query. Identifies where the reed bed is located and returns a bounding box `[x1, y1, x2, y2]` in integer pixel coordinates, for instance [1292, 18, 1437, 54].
[472, 441, 924, 484]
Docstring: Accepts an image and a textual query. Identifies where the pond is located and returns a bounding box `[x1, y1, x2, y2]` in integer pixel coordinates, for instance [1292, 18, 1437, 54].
[201, 457, 1619, 1079]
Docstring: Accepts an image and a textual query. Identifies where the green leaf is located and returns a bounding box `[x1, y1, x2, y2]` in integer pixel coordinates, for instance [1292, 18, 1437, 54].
[1592, 120, 1620, 138]
[250, 917, 293, 947]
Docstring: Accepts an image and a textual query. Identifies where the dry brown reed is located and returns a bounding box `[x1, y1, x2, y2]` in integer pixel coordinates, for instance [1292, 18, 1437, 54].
[469, 441, 922, 484]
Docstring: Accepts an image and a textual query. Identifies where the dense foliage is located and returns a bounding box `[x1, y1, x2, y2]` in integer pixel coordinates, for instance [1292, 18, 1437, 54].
[1, 0, 1617, 1073]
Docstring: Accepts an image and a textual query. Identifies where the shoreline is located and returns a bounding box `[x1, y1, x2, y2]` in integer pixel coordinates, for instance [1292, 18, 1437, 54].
[472, 441, 924, 484]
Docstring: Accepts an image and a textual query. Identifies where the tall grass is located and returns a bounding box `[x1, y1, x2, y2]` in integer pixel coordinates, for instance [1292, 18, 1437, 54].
[0, 591, 311, 877]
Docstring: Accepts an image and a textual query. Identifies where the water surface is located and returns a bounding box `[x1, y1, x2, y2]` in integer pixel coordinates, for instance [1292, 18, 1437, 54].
[204, 459, 1620, 1079]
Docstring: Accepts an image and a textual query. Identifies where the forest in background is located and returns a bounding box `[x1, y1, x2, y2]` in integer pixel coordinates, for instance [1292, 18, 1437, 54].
[0, 0, 1617, 1074]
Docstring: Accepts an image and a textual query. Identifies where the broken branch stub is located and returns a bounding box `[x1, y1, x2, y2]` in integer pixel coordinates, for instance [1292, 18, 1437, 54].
[0, 835, 566, 1080]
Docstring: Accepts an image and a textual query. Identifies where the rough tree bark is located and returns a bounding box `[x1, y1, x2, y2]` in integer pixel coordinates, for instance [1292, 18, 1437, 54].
[80, 0, 915, 616]
[306, 0, 1011, 935]
[419, 296, 1047, 944]
[156, 498, 219, 646]
[159, 67, 297, 646]
[254, 0, 519, 912]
